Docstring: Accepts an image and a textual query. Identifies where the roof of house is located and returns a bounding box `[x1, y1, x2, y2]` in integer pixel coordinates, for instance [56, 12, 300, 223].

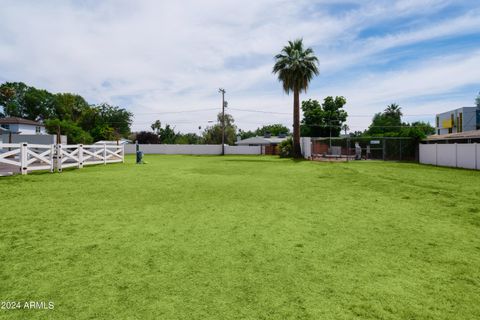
[94, 139, 131, 145]
[236, 136, 288, 145]
[0, 117, 44, 126]
[425, 129, 480, 141]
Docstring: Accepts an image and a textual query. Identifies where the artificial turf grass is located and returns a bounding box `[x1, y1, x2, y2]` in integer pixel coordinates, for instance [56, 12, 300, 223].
[0, 155, 479, 319]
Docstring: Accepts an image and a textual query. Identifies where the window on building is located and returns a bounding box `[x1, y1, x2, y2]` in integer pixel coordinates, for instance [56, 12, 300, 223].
[1, 124, 10, 130]
[35, 126, 41, 134]
[459, 113, 463, 133]
[436, 116, 439, 128]
[449, 114, 454, 134]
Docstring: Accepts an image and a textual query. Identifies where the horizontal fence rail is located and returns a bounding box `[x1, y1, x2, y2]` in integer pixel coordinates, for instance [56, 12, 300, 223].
[0, 143, 124, 175]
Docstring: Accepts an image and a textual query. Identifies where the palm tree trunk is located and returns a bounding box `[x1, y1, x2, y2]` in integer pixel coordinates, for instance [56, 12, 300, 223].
[293, 89, 301, 158]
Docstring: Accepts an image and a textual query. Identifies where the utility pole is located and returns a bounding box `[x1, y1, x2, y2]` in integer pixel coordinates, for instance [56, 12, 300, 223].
[219, 88, 226, 155]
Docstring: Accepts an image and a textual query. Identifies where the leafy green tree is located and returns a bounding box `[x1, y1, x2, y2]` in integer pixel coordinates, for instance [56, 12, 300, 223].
[134, 131, 160, 144]
[255, 124, 290, 136]
[159, 124, 177, 144]
[476, 91, 480, 108]
[238, 129, 256, 140]
[365, 104, 403, 136]
[52, 93, 89, 122]
[0, 82, 55, 120]
[278, 137, 293, 158]
[175, 133, 201, 144]
[300, 97, 348, 137]
[273, 39, 319, 157]
[45, 119, 93, 144]
[151, 120, 162, 135]
[0, 82, 134, 143]
[202, 113, 237, 145]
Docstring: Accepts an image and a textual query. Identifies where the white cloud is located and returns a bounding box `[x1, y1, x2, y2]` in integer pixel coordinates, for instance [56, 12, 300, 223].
[0, 0, 479, 133]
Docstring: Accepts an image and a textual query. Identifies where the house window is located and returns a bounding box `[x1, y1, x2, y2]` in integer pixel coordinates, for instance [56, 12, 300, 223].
[35, 126, 41, 134]
[1, 124, 9, 130]
[436, 116, 439, 128]
[459, 113, 463, 133]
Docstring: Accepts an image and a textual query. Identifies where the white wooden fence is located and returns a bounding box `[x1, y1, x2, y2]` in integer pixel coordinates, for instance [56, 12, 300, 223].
[419, 143, 480, 170]
[0, 143, 124, 175]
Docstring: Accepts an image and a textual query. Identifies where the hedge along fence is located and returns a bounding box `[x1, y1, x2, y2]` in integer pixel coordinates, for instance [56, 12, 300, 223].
[0, 143, 124, 175]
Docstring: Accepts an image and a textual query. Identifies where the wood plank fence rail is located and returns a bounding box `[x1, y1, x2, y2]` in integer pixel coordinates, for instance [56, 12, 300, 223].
[0, 143, 124, 175]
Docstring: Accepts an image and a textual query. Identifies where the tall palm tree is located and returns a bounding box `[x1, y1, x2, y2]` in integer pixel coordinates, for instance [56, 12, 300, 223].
[273, 39, 319, 158]
[385, 103, 402, 119]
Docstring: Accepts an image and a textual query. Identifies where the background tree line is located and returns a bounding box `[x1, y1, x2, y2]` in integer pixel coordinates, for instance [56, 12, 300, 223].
[132, 113, 292, 145]
[298, 97, 435, 140]
[0, 82, 133, 144]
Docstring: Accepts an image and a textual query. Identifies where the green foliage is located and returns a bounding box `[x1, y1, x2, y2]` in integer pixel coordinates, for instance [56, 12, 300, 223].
[476, 91, 480, 108]
[272, 39, 319, 94]
[44, 119, 93, 144]
[0, 81, 133, 143]
[0, 82, 55, 120]
[202, 113, 237, 145]
[301, 97, 348, 137]
[255, 124, 290, 136]
[175, 133, 201, 144]
[364, 104, 435, 140]
[278, 137, 293, 158]
[159, 124, 177, 144]
[365, 103, 403, 136]
[238, 129, 256, 140]
[134, 131, 160, 144]
[238, 124, 290, 140]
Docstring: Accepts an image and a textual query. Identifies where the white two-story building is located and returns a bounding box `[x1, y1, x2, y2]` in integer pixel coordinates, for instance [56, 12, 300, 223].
[0, 117, 46, 134]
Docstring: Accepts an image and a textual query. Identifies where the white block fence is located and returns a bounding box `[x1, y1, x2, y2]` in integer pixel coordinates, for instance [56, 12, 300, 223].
[0, 143, 124, 175]
[419, 143, 479, 170]
[124, 144, 261, 155]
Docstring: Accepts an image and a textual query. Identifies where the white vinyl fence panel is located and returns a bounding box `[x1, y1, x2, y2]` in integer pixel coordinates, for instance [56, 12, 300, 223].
[437, 144, 457, 167]
[0, 143, 124, 175]
[125, 144, 261, 155]
[419, 143, 479, 170]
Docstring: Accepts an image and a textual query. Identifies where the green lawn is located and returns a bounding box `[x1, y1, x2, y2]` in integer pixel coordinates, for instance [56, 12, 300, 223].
[1, 155, 480, 319]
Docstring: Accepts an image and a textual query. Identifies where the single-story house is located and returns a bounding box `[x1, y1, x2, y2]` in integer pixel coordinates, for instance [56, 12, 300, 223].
[94, 139, 131, 145]
[236, 134, 288, 155]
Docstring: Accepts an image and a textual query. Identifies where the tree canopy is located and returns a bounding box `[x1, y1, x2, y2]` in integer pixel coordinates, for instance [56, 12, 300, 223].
[300, 97, 348, 137]
[0, 82, 133, 144]
[364, 104, 434, 139]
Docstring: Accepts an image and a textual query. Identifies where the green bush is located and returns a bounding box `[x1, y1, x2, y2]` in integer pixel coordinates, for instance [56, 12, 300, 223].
[45, 119, 93, 144]
[278, 137, 293, 158]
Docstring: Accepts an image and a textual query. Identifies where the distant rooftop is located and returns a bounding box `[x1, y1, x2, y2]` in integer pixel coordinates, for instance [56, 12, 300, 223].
[425, 129, 480, 141]
[236, 135, 288, 145]
[0, 117, 44, 126]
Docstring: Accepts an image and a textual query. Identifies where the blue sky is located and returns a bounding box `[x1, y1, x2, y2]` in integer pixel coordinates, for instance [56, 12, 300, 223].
[0, 0, 479, 133]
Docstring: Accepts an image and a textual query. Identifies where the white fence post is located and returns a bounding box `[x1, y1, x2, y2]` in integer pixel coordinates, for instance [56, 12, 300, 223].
[56, 144, 63, 172]
[434, 143, 438, 166]
[476, 143, 478, 171]
[103, 144, 107, 165]
[122, 144, 125, 163]
[78, 144, 84, 169]
[20, 143, 28, 175]
[455, 143, 458, 168]
[49, 144, 55, 172]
